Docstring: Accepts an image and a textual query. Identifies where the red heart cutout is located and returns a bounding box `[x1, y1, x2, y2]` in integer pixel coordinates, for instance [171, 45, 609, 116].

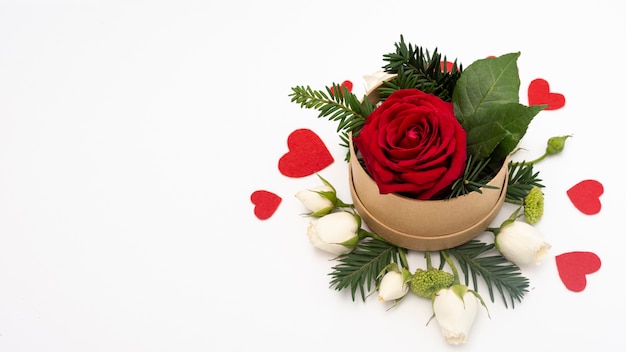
[566, 179, 603, 215]
[278, 128, 334, 178]
[329, 80, 353, 96]
[440, 61, 455, 72]
[528, 78, 565, 110]
[250, 190, 282, 220]
[555, 251, 601, 292]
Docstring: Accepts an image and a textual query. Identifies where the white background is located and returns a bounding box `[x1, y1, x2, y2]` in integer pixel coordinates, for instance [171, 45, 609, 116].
[1, 0, 625, 351]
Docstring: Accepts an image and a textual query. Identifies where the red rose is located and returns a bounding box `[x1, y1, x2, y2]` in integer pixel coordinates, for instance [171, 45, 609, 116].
[353, 88, 467, 200]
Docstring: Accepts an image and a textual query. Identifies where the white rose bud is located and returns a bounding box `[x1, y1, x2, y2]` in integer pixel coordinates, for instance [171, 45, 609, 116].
[295, 185, 334, 216]
[363, 70, 396, 92]
[495, 221, 551, 266]
[378, 270, 409, 302]
[307, 211, 359, 256]
[433, 285, 479, 345]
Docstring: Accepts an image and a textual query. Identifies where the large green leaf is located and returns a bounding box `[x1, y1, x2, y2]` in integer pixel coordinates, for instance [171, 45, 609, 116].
[452, 52, 545, 161]
[465, 103, 545, 160]
[464, 121, 507, 161]
[453, 52, 521, 123]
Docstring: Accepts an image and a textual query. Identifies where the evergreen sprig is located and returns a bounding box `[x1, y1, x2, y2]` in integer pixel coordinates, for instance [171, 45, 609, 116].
[328, 237, 404, 301]
[448, 155, 498, 198]
[445, 240, 530, 308]
[288, 83, 374, 148]
[506, 161, 544, 203]
[381, 35, 462, 102]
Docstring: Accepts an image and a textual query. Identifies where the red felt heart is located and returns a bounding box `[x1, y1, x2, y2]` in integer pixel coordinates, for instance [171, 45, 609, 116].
[329, 80, 353, 96]
[440, 61, 454, 72]
[250, 190, 282, 220]
[555, 251, 601, 292]
[528, 78, 565, 110]
[278, 128, 334, 178]
[567, 179, 603, 215]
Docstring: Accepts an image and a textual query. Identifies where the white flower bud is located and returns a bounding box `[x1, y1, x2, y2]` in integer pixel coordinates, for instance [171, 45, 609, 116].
[433, 286, 479, 345]
[496, 221, 551, 266]
[307, 211, 359, 256]
[378, 271, 409, 302]
[295, 185, 334, 214]
[362, 70, 395, 92]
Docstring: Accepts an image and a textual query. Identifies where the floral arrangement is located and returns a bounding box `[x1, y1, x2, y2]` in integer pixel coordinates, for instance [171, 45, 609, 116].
[289, 36, 570, 345]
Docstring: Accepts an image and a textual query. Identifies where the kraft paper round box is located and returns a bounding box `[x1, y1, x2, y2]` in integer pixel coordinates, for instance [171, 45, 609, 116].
[349, 142, 508, 251]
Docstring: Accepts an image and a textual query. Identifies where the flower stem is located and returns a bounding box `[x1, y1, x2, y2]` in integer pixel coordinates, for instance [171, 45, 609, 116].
[335, 198, 354, 209]
[358, 229, 409, 270]
[526, 154, 546, 164]
[358, 228, 386, 242]
[440, 250, 460, 285]
[506, 199, 523, 206]
[425, 251, 433, 270]
[398, 248, 410, 270]
[486, 227, 499, 233]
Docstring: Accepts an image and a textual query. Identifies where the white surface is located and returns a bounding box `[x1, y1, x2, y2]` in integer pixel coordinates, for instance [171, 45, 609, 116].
[1, 1, 625, 350]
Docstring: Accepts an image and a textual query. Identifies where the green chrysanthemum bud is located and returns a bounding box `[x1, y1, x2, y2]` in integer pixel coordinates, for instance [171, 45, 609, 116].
[409, 268, 454, 299]
[524, 186, 544, 224]
[546, 135, 572, 156]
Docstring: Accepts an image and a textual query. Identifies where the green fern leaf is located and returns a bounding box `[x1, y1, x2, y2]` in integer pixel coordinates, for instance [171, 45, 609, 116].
[381, 35, 462, 102]
[328, 238, 403, 301]
[446, 240, 529, 308]
[506, 161, 544, 203]
[288, 84, 372, 139]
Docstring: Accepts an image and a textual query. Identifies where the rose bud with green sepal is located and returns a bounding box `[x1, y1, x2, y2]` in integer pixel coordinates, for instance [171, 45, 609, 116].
[306, 211, 360, 256]
[377, 263, 411, 303]
[546, 134, 572, 156]
[295, 174, 351, 217]
[495, 220, 551, 266]
[432, 284, 484, 345]
[295, 185, 334, 216]
[525, 134, 573, 164]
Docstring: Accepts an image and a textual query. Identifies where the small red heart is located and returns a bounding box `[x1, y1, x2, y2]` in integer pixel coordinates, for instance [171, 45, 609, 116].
[555, 251, 601, 292]
[250, 190, 282, 220]
[440, 61, 455, 72]
[528, 78, 565, 110]
[329, 80, 353, 96]
[278, 128, 334, 178]
[567, 179, 603, 215]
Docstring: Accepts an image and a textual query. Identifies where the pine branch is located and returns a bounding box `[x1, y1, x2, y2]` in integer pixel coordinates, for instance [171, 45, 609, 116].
[448, 156, 499, 198]
[446, 240, 529, 308]
[506, 161, 544, 203]
[289, 84, 374, 140]
[381, 35, 462, 102]
[328, 237, 404, 301]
